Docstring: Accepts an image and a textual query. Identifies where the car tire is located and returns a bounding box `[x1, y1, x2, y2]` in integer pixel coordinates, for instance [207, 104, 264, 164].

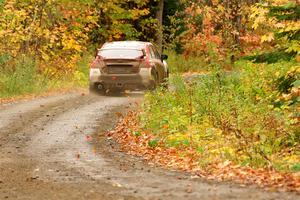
[150, 69, 158, 90]
[89, 83, 105, 95]
[89, 84, 97, 93]
[162, 70, 169, 89]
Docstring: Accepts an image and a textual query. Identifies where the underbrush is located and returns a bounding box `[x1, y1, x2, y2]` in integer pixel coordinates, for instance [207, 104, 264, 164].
[0, 54, 90, 99]
[138, 60, 300, 172]
[166, 50, 208, 73]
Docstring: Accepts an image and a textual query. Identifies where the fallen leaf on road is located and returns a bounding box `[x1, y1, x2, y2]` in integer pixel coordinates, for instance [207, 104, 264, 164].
[107, 111, 300, 193]
[85, 135, 92, 141]
[185, 184, 193, 193]
[112, 182, 123, 188]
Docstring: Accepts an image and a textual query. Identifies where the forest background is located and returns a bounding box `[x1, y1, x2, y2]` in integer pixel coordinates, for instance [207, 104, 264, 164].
[0, 0, 299, 185]
[0, 0, 298, 96]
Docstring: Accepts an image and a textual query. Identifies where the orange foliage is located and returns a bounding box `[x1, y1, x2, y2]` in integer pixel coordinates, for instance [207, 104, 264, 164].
[108, 111, 300, 192]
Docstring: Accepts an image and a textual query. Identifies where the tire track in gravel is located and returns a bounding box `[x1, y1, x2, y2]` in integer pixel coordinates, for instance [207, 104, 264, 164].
[0, 94, 79, 129]
[0, 92, 141, 200]
[0, 93, 85, 147]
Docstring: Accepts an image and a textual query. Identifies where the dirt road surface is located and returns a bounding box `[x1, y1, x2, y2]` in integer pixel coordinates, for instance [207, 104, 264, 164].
[0, 92, 298, 200]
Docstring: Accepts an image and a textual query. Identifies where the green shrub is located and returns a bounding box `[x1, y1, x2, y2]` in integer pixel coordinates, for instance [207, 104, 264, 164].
[242, 50, 296, 64]
[165, 50, 207, 73]
[0, 53, 90, 98]
[0, 55, 42, 97]
[139, 60, 299, 171]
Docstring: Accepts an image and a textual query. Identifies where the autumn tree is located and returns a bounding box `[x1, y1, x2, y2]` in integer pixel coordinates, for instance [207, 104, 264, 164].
[90, 0, 154, 45]
[251, 0, 300, 56]
[0, 0, 99, 75]
[156, 0, 164, 53]
[0, 0, 160, 76]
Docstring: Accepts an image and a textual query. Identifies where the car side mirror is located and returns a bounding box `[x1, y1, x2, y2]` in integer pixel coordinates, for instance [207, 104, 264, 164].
[161, 54, 168, 60]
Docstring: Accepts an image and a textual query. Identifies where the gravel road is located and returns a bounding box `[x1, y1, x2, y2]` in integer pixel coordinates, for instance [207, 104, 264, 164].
[0, 92, 298, 200]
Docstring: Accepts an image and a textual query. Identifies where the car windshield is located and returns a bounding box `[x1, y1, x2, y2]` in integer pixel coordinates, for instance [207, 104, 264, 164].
[98, 49, 143, 59]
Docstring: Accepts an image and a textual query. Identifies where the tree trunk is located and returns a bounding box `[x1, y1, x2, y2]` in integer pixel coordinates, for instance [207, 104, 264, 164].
[233, 0, 242, 48]
[156, 0, 164, 54]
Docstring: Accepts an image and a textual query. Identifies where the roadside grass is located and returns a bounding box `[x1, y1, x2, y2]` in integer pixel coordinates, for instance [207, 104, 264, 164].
[137, 59, 300, 172]
[165, 50, 208, 73]
[0, 53, 91, 99]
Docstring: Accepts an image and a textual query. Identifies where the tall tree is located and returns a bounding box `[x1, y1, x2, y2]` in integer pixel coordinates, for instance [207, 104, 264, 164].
[156, 0, 164, 53]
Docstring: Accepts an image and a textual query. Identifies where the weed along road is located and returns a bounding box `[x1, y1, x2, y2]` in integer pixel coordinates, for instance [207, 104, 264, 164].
[0, 92, 298, 200]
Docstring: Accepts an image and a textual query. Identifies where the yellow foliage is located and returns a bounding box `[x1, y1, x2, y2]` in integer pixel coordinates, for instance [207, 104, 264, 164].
[261, 32, 275, 43]
[0, 0, 98, 73]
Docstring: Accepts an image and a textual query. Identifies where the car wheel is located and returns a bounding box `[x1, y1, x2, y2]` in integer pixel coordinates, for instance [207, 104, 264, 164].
[162, 80, 169, 90]
[162, 70, 169, 89]
[150, 70, 158, 90]
[89, 84, 97, 93]
[89, 83, 105, 95]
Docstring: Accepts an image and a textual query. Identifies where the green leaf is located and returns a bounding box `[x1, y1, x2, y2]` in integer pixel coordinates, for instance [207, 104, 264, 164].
[132, 131, 141, 137]
[196, 146, 204, 153]
[182, 139, 190, 146]
[148, 139, 159, 148]
[291, 163, 300, 172]
[292, 80, 300, 87]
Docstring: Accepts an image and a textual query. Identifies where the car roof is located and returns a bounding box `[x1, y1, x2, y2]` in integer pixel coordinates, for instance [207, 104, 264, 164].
[101, 41, 151, 50]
